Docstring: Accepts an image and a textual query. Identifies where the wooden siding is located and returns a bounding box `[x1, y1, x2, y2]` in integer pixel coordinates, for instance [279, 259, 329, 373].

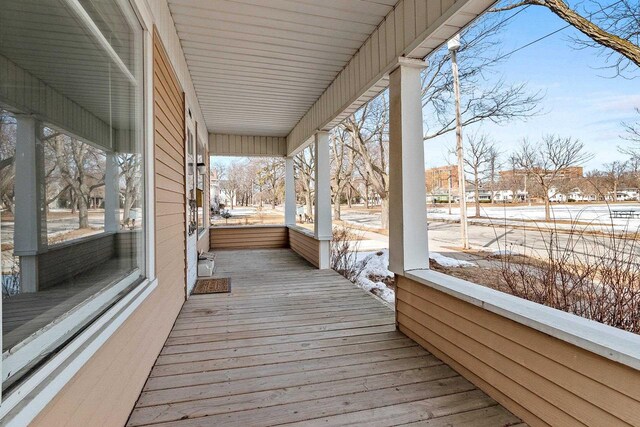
[29, 29, 188, 427]
[210, 225, 289, 250]
[288, 226, 320, 268]
[286, 0, 494, 153]
[127, 249, 520, 426]
[396, 275, 640, 427]
[154, 27, 187, 295]
[209, 134, 287, 157]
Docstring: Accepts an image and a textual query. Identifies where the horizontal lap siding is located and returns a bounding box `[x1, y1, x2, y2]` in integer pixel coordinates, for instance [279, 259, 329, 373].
[288, 229, 319, 267]
[210, 226, 289, 250]
[396, 275, 640, 427]
[154, 26, 187, 303]
[31, 29, 187, 427]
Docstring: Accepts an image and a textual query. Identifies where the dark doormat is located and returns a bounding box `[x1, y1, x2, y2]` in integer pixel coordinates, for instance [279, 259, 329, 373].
[193, 277, 231, 294]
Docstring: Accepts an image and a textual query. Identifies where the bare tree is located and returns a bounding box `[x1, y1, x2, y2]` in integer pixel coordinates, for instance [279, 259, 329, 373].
[493, 0, 640, 75]
[118, 154, 142, 222]
[514, 136, 593, 221]
[50, 134, 105, 229]
[422, 12, 542, 142]
[341, 97, 390, 228]
[256, 158, 285, 209]
[0, 111, 16, 214]
[330, 128, 355, 220]
[219, 160, 244, 209]
[457, 134, 497, 217]
[487, 145, 503, 204]
[602, 160, 628, 201]
[294, 145, 315, 220]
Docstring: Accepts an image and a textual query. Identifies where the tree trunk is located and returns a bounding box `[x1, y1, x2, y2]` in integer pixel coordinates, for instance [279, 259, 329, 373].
[305, 194, 313, 218]
[78, 196, 89, 228]
[333, 199, 341, 221]
[365, 183, 370, 209]
[544, 197, 551, 222]
[474, 174, 481, 218]
[347, 187, 352, 208]
[380, 197, 389, 230]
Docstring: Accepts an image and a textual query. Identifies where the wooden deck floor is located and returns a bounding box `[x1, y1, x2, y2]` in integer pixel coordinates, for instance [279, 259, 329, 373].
[128, 249, 522, 427]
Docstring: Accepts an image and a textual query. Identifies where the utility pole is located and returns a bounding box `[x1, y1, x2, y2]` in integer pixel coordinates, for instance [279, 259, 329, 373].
[448, 34, 469, 249]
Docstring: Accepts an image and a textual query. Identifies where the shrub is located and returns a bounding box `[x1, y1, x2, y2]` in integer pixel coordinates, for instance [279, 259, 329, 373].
[496, 212, 640, 333]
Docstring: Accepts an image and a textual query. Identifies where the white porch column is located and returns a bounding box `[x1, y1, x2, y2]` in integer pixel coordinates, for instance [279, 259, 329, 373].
[14, 115, 47, 292]
[104, 152, 120, 232]
[284, 156, 296, 226]
[388, 58, 429, 275]
[314, 131, 331, 269]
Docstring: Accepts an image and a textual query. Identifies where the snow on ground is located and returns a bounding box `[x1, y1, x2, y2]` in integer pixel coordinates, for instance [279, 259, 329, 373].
[353, 249, 473, 305]
[427, 204, 640, 232]
[355, 250, 394, 304]
[429, 252, 474, 267]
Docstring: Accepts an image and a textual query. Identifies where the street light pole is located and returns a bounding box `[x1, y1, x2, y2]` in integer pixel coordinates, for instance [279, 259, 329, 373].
[448, 34, 469, 250]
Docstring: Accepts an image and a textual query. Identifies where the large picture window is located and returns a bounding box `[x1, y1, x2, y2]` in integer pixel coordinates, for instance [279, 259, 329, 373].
[0, 0, 145, 390]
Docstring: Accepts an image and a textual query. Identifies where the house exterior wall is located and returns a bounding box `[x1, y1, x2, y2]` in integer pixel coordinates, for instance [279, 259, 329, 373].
[30, 23, 189, 427]
[396, 275, 640, 427]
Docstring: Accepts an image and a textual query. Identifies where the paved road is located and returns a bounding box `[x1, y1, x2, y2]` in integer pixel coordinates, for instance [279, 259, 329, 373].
[342, 211, 640, 263]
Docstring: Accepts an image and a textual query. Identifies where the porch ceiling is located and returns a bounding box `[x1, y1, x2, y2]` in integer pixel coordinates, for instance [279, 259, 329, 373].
[167, 0, 397, 137]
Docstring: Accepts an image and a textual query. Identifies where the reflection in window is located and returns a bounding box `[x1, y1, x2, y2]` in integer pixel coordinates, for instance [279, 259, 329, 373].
[0, 0, 144, 390]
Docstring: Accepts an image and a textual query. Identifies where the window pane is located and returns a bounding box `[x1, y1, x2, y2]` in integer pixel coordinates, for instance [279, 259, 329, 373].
[0, 0, 144, 389]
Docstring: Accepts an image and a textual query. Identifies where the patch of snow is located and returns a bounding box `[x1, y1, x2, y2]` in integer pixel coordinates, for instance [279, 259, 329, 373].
[355, 249, 395, 304]
[491, 248, 514, 256]
[429, 252, 474, 267]
[358, 249, 394, 279]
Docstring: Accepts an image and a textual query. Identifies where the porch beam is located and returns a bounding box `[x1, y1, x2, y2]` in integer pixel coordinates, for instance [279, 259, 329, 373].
[314, 131, 331, 269]
[209, 133, 287, 157]
[388, 58, 429, 275]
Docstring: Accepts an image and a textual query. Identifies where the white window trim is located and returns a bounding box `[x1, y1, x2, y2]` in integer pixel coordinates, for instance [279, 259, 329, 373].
[0, 278, 157, 426]
[406, 269, 640, 371]
[2, 269, 141, 384]
[0, 1, 157, 423]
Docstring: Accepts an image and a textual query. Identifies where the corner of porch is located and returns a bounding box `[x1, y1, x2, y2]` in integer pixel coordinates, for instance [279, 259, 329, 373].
[127, 247, 523, 426]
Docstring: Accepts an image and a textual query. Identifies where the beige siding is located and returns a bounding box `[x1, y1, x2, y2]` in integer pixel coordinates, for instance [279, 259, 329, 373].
[286, 0, 494, 154]
[209, 134, 287, 157]
[396, 275, 640, 427]
[153, 26, 187, 304]
[30, 29, 187, 427]
[211, 225, 289, 250]
[288, 227, 320, 267]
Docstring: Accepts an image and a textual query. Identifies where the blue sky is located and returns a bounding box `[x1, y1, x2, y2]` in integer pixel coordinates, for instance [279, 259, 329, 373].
[424, 3, 640, 171]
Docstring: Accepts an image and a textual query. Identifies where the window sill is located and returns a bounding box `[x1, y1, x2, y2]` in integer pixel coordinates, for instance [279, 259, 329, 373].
[405, 269, 640, 371]
[0, 277, 157, 426]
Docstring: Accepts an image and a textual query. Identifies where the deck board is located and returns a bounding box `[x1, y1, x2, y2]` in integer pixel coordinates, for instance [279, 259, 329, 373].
[127, 248, 522, 426]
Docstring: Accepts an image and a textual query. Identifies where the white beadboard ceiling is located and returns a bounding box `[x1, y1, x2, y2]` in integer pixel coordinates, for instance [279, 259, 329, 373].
[167, 0, 398, 137]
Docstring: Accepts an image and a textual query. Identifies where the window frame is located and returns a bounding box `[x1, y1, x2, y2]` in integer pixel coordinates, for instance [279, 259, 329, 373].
[0, 0, 155, 422]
